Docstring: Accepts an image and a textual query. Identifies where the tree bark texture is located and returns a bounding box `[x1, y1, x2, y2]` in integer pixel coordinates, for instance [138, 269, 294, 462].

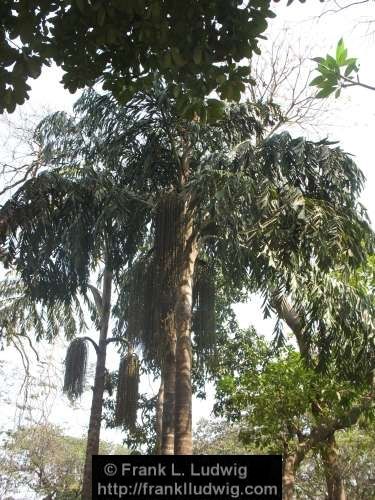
[174, 211, 198, 455]
[282, 451, 297, 500]
[81, 262, 112, 500]
[161, 321, 176, 455]
[321, 433, 347, 500]
[154, 378, 164, 454]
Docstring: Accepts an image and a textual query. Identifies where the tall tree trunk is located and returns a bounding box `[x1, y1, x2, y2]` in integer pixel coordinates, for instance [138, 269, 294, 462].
[282, 451, 297, 500]
[321, 433, 347, 500]
[174, 213, 198, 455]
[161, 324, 176, 454]
[282, 443, 305, 500]
[81, 260, 112, 500]
[154, 378, 164, 454]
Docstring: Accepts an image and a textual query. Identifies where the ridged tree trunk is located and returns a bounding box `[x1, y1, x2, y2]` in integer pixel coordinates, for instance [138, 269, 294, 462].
[282, 444, 305, 500]
[321, 433, 347, 500]
[282, 451, 297, 500]
[174, 211, 198, 455]
[161, 326, 176, 454]
[154, 378, 164, 454]
[81, 260, 112, 500]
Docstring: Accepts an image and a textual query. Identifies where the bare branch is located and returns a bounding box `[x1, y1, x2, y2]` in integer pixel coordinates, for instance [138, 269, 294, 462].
[248, 29, 331, 136]
[339, 72, 375, 91]
[0, 107, 49, 199]
[318, 0, 370, 18]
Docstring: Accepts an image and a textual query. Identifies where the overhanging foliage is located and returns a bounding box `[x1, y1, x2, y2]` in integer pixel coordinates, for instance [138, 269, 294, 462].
[0, 1, 311, 114]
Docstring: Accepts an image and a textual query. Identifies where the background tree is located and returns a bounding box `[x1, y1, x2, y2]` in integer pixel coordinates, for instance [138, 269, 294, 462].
[0, 152, 149, 497]
[269, 255, 374, 499]
[249, 31, 328, 135]
[0, 423, 128, 500]
[214, 328, 374, 500]
[0, 107, 48, 198]
[191, 419, 375, 499]
[292, 425, 375, 499]
[193, 419, 259, 456]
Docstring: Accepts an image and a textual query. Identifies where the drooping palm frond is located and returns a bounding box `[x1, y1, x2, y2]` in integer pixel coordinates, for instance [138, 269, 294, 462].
[0, 273, 86, 346]
[0, 164, 150, 305]
[190, 129, 373, 293]
[115, 353, 140, 431]
[2, 82, 373, 385]
[63, 338, 88, 400]
[291, 265, 375, 381]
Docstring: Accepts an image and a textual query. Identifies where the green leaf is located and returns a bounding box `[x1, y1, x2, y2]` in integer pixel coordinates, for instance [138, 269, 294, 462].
[317, 63, 332, 76]
[6, 97, 16, 113]
[18, 23, 34, 44]
[344, 59, 358, 77]
[336, 38, 347, 66]
[312, 57, 325, 64]
[236, 66, 250, 78]
[27, 58, 42, 79]
[162, 53, 172, 69]
[344, 57, 357, 68]
[316, 87, 334, 98]
[150, 2, 160, 18]
[310, 75, 325, 87]
[326, 55, 339, 71]
[206, 98, 225, 123]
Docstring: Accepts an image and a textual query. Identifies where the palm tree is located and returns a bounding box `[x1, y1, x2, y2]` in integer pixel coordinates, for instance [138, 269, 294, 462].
[1, 83, 372, 457]
[76, 87, 371, 455]
[0, 162, 148, 497]
[71, 256, 113, 500]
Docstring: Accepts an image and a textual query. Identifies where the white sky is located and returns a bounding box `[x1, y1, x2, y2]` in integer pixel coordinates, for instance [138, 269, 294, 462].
[0, 0, 374, 447]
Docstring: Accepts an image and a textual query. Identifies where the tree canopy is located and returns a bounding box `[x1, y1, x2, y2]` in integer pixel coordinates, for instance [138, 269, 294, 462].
[1, 84, 373, 370]
[213, 327, 374, 499]
[0, 423, 129, 499]
[1, 0, 311, 114]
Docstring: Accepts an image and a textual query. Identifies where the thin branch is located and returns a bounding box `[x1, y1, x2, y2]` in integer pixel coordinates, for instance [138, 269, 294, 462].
[17, 334, 46, 364]
[318, 0, 370, 18]
[271, 294, 308, 358]
[340, 73, 375, 91]
[10, 336, 30, 377]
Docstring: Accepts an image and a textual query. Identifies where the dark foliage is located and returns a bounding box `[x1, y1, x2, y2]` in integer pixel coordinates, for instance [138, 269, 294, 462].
[63, 337, 88, 400]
